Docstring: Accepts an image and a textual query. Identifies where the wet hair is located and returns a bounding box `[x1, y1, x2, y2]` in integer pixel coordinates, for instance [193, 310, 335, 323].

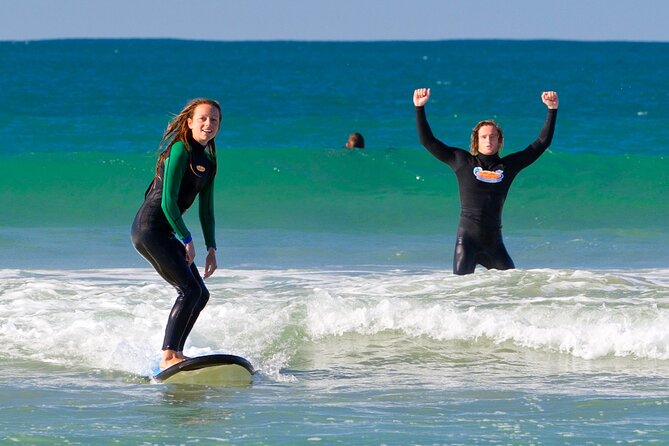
[155, 98, 222, 178]
[470, 120, 503, 155]
[346, 132, 365, 149]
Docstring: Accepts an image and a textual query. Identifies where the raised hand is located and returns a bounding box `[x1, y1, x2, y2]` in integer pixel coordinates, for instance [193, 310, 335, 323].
[541, 91, 559, 109]
[413, 88, 431, 107]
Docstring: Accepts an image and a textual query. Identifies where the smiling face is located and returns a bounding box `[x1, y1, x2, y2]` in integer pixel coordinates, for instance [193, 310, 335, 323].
[477, 125, 500, 156]
[188, 104, 220, 146]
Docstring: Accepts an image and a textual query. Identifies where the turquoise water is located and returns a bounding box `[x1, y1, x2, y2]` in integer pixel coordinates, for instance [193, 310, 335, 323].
[1, 39, 669, 444]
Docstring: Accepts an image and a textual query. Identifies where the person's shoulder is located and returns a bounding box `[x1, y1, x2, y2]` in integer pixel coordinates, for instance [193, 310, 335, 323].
[171, 140, 186, 151]
[168, 141, 189, 158]
[455, 147, 473, 158]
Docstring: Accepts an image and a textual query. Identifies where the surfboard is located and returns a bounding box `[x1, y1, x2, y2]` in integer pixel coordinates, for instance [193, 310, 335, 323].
[152, 354, 254, 386]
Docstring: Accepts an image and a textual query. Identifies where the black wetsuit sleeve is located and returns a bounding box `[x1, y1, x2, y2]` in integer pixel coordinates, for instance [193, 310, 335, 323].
[415, 106, 464, 167]
[506, 108, 558, 169]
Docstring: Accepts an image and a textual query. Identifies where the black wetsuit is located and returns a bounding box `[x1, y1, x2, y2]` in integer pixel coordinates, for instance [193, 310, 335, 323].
[416, 106, 557, 275]
[131, 137, 216, 351]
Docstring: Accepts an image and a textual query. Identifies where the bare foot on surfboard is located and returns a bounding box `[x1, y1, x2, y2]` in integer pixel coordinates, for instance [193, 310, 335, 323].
[160, 350, 185, 370]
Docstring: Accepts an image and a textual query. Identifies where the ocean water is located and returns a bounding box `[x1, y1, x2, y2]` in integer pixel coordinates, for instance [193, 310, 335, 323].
[1, 39, 669, 444]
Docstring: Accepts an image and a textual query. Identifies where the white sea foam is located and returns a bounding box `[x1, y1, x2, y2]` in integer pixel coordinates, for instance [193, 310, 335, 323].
[1, 267, 668, 380]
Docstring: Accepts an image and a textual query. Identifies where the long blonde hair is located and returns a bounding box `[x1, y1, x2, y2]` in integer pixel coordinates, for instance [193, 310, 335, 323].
[470, 119, 504, 155]
[154, 98, 221, 178]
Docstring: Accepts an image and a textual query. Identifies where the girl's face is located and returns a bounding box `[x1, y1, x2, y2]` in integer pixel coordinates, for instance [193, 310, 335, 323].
[188, 104, 220, 145]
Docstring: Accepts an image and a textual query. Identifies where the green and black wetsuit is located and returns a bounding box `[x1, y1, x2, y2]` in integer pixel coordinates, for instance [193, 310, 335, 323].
[416, 106, 557, 275]
[132, 136, 216, 351]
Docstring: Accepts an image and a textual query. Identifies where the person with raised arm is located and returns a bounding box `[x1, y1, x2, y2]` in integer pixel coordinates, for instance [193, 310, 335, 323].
[414, 88, 558, 275]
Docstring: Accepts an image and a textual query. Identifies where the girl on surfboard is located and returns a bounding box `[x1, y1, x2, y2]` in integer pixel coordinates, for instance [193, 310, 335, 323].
[413, 88, 558, 275]
[132, 98, 221, 370]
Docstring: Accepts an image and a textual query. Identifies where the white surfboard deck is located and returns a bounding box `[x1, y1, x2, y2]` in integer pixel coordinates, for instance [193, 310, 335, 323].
[152, 354, 254, 386]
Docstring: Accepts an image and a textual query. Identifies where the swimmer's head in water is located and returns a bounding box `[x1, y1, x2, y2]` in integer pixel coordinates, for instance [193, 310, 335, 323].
[345, 132, 365, 149]
[470, 120, 503, 156]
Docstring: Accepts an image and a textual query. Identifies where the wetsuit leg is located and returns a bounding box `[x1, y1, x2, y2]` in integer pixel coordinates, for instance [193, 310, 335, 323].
[175, 264, 210, 352]
[453, 227, 478, 275]
[453, 220, 516, 274]
[131, 221, 210, 351]
[476, 232, 515, 271]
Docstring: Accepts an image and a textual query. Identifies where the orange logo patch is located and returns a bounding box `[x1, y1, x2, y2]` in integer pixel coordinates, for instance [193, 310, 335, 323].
[473, 167, 504, 183]
[196, 165, 206, 173]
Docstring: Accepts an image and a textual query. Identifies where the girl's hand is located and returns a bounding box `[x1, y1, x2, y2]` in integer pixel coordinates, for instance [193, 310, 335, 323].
[184, 241, 196, 265]
[203, 248, 218, 279]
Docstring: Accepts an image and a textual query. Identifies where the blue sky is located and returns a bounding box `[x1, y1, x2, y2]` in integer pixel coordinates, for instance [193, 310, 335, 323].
[1, 0, 668, 42]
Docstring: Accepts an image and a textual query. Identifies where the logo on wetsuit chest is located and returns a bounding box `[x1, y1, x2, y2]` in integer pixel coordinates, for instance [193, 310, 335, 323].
[473, 167, 504, 183]
[196, 165, 206, 173]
